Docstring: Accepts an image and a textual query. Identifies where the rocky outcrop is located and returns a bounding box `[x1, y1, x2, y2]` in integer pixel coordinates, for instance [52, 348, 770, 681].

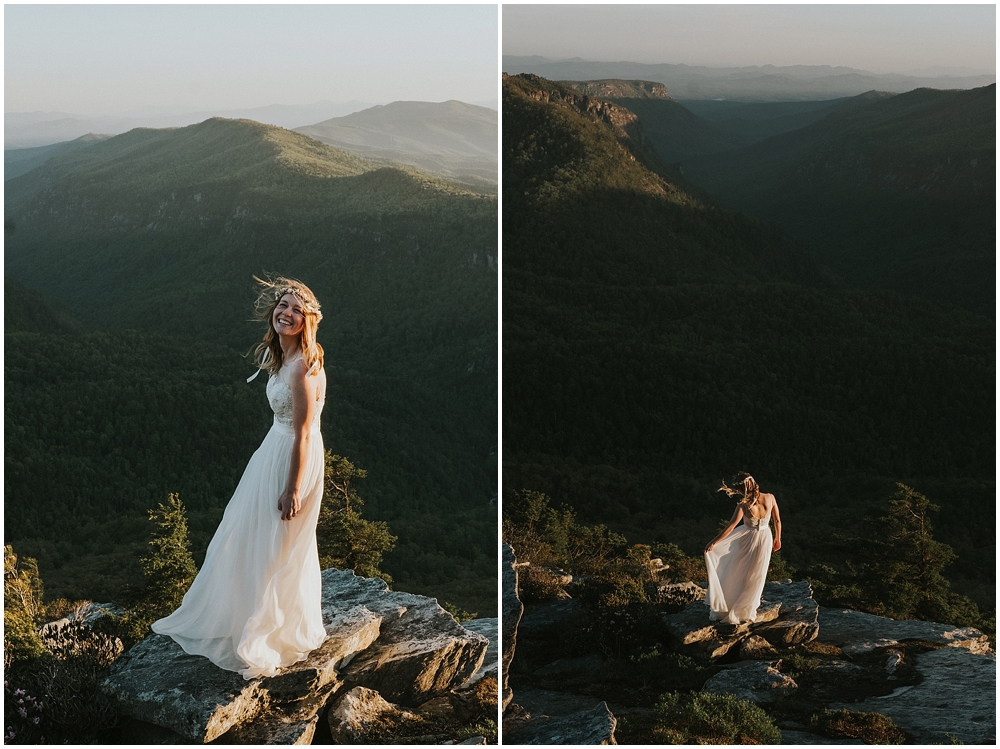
[563, 79, 671, 100]
[506, 701, 618, 745]
[663, 580, 818, 659]
[502, 543, 523, 710]
[829, 646, 996, 744]
[101, 568, 489, 743]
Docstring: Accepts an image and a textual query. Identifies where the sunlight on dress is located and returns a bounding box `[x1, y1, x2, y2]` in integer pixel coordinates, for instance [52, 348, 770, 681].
[152, 354, 326, 679]
[704, 504, 773, 624]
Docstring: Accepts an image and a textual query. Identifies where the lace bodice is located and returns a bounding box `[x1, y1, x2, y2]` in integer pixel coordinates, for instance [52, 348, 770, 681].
[266, 356, 325, 429]
[743, 503, 772, 531]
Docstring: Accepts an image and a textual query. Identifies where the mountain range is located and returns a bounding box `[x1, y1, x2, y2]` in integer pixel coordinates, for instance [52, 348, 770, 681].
[504, 56, 996, 101]
[295, 100, 498, 190]
[5, 100, 499, 188]
[502, 73, 994, 609]
[5, 117, 498, 615]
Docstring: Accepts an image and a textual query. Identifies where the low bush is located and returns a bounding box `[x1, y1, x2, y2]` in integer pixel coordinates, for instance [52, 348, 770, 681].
[651, 691, 781, 745]
[809, 708, 907, 744]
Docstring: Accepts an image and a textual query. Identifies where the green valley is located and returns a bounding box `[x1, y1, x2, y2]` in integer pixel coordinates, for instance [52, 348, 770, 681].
[502, 73, 994, 611]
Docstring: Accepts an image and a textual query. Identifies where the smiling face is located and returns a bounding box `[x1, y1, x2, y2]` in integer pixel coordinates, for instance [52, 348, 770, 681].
[272, 293, 306, 339]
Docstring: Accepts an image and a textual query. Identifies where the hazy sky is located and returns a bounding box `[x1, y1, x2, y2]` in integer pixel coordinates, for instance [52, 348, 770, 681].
[503, 4, 996, 73]
[5, 4, 499, 115]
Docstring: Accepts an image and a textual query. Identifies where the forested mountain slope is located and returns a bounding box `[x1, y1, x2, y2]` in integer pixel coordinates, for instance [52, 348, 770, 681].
[503, 73, 828, 287]
[502, 74, 994, 609]
[684, 85, 996, 315]
[4, 118, 498, 615]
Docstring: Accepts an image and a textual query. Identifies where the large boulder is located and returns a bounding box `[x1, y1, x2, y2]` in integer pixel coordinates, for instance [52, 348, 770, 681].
[502, 543, 523, 710]
[829, 647, 996, 744]
[327, 686, 418, 743]
[817, 607, 991, 655]
[101, 568, 488, 742]
[326, 569, 489, 705]
[752, 581, 819, 646]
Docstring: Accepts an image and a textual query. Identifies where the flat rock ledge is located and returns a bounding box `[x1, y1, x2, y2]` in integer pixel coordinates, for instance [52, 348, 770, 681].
[829, 646, 996, 745]
[101, 568, 488, 743]
[816, 606, 992, 655]
[505, 701, 618, 745]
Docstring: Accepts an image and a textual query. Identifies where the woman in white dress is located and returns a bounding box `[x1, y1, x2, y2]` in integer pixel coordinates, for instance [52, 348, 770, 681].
[152, 276, 328, 678]
[703, 473, 782, 624]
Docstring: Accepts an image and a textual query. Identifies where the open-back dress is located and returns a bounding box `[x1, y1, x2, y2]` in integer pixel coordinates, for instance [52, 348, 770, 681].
[704, 501, 773, 624]
[152, 353, 327, 678]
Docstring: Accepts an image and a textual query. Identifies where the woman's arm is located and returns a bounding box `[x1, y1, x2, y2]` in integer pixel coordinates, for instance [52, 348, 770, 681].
[705, 505, 744, 553]
[771, 497, 782, 551]
[278, 359, 319, 521]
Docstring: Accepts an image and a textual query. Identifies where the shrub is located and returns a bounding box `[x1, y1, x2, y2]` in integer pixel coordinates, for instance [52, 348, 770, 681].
[810, 709, 907, 744]
[577, 570, 649, 609]
[650, 542, 707, 583]
[4, 546, 47, 667]
[651, 691, 781, 745]
[518, 564, 567, 603]
[441, 601, 477, 623]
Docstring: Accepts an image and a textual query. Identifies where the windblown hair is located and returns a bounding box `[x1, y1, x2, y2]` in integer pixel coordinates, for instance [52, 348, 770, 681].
[249, 274, 324, 377]
[718, 472, 761, 508]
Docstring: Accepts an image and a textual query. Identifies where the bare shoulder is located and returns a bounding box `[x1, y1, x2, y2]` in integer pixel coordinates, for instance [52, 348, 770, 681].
[286, 356, 310, 381]
[764, 493, 778, 508]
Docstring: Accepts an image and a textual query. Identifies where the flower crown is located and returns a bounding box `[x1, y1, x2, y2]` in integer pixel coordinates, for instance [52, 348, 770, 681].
[274, 287, 322, 318]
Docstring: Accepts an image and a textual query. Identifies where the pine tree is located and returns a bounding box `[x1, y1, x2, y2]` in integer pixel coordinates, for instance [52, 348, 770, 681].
[108, 494, 198, 644]
[316, 452, 397, 582]
[869, 484, 955, 619]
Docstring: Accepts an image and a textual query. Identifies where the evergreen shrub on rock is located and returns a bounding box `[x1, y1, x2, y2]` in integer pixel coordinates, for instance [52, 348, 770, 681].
[651, 691, 781, 745]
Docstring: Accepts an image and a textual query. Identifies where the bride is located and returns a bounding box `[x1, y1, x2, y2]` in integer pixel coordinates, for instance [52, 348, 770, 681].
[152, 276, 328, 678]
[703, 473, 782, 624]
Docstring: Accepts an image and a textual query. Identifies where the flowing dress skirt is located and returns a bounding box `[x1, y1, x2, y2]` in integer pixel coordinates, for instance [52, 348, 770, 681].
[704, 522, 772, 624]
[152, 418, 326, 678]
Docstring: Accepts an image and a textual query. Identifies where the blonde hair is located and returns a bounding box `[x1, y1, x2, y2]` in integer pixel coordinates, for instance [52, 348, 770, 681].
[718, 472, 761, 507]
[249, 274, 324, 377]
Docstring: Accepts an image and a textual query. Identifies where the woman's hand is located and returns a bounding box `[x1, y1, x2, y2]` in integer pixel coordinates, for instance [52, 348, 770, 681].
[278, 489, 300, 521]
[704, 541, 715, 554]
[772, 538, 782, 552]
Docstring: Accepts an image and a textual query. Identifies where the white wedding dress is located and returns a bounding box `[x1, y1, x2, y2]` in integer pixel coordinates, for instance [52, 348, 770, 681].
[705, 502, 773, 624]
[152, 354, 327, 679]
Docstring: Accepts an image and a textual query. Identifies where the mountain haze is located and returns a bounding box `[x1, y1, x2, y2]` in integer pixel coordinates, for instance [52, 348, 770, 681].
[4, 100, 377, 149]
[4, 133, 113, 180]
[296, 100, 498, 190]
[504, 56, 996, 101]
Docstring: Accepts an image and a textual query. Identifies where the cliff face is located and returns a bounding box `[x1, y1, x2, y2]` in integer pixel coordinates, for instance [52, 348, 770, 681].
[101, 569, 493, 744]
[563, 79, 671, 101]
